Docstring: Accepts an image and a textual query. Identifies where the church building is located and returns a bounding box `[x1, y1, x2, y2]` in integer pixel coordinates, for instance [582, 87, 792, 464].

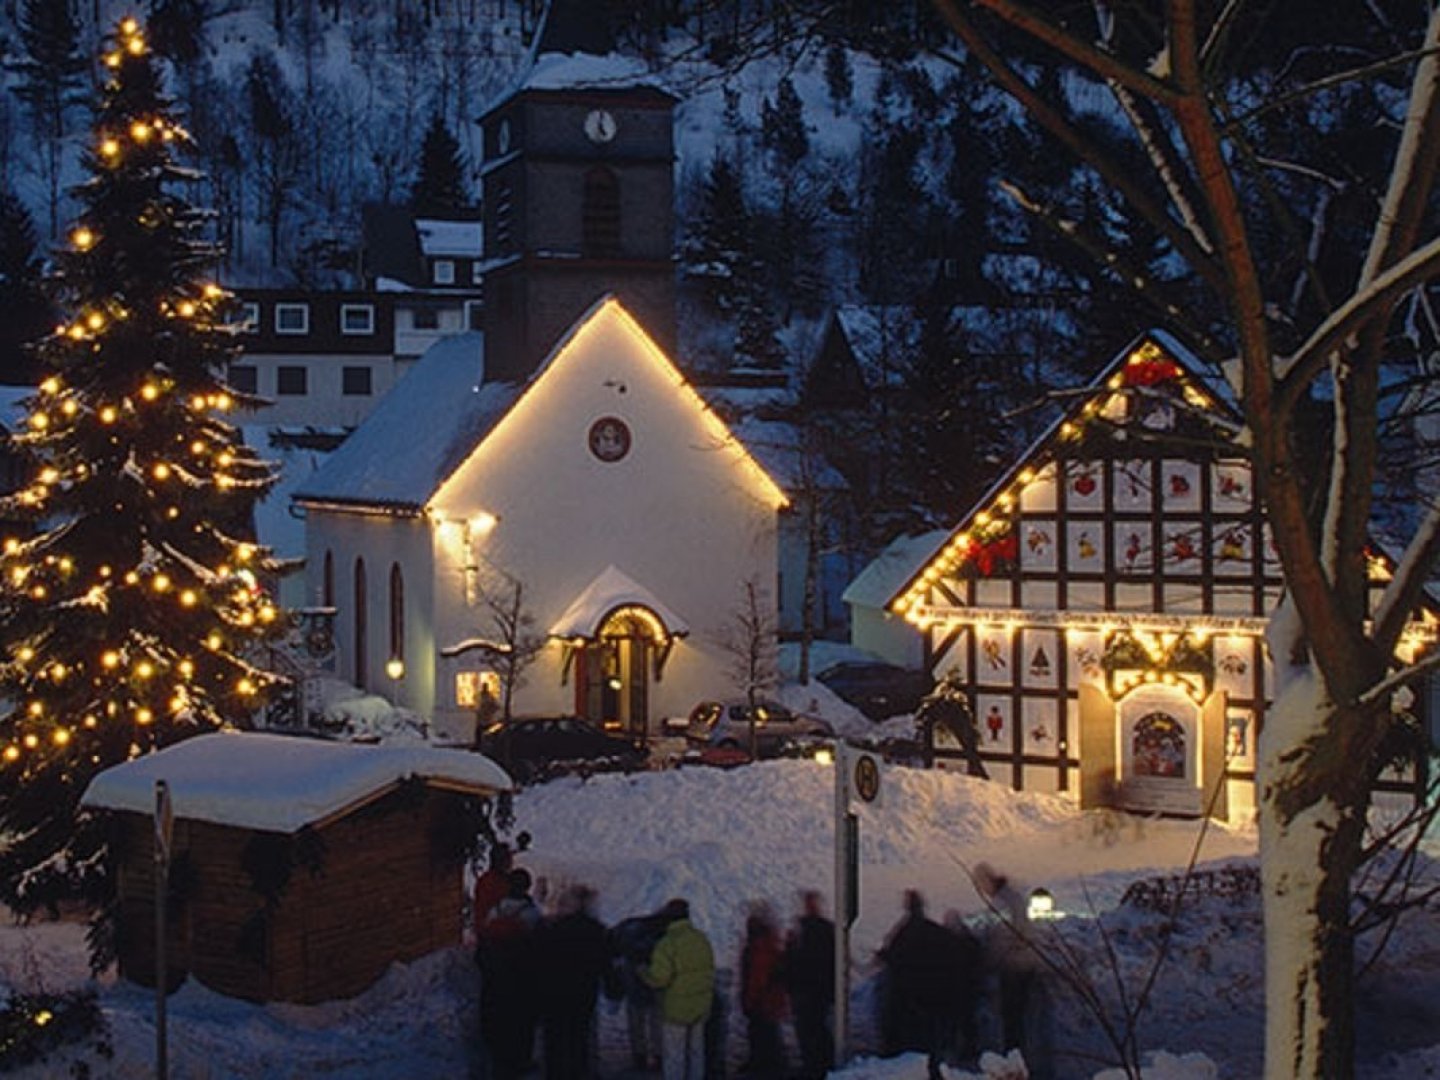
[293, 10, 788, 743]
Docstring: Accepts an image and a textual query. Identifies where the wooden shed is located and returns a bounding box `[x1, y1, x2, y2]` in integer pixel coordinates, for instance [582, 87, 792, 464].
[82, 731, 512, 1004]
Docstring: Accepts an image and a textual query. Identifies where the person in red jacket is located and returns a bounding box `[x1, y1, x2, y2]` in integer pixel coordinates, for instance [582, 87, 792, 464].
[739, 905, 788, 1078]
[473, 841, 514, 942]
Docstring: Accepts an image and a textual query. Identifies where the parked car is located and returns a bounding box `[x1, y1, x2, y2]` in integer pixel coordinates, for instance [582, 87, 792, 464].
[479, 716, 648, 783]
[815, 661, 935, 721]
[685, 699, 833, 759]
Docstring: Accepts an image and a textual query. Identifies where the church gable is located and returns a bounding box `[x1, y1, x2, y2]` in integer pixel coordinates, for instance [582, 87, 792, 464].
[429, 297, 786, 518]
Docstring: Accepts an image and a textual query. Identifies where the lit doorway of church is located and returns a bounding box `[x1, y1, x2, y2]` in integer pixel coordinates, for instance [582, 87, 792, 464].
[577, 611, 656, 743]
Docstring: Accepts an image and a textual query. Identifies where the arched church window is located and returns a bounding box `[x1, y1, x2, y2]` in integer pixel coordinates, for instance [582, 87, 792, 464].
[354, 558, 368, 686]
[389, 563, 405, 667]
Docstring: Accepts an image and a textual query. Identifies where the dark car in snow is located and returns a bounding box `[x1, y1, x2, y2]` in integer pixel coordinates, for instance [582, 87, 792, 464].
[816, 661, 935, 720]
[479, 716, 648, 783]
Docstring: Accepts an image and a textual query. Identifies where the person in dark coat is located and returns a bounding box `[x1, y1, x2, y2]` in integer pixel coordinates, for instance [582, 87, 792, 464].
[478, 868, 541, 1080]
[607, 909, 669, 1071]
[738, 905, 787, 1078]
[782, 890, 835, 1080]
[534, 884, 609, 1080]
[877, 889, 973, 1080]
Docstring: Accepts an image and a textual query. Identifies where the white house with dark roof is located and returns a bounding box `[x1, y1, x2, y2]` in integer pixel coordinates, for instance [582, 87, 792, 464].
[293, 297, 787, 744]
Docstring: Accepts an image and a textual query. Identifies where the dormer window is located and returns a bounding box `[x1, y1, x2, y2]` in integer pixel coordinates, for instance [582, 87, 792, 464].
[340, 303, 375, 335]
[275, 302, 309, 335]
[433, 260, 456, 285]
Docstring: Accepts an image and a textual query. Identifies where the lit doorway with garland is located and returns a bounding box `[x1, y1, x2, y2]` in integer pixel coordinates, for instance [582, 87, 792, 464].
[574, 607, 671, 742]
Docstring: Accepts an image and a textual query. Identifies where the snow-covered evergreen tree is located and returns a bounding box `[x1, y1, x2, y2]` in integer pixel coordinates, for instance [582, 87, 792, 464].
[412, 111, 470, 215]
[0, 189, 52, 386]
[0, 17, 288, 921]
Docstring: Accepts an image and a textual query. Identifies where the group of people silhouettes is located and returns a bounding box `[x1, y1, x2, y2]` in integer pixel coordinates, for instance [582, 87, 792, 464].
[876, 864, 1052, 1079]
[472, 842, 1046, 1080]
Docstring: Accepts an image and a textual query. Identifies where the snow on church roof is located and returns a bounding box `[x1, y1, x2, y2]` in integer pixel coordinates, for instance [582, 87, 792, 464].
[293, 333, 520, 513]
[81, 732, 512, 834]
[549, 564, 690, 639]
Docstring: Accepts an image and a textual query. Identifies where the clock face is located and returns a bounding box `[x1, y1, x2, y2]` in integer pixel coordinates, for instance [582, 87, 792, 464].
[588, 416, 631, 462]
[584, 108, 618, 144]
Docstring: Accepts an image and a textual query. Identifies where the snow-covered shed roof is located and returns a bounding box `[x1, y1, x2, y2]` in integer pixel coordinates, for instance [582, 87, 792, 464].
[549, 564, 690, 639]
[832, 305, 919, 390]
[81, 731, 512, 834]
[293, 333, 519, 513]
[843, 530, 949, 610]
[416, 218, 482, 259]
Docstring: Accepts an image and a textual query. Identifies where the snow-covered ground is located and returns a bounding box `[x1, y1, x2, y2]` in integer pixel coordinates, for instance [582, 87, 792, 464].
[6, 753, 1440, 1079]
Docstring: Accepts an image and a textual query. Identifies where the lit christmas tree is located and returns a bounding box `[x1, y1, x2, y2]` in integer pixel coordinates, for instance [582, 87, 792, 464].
[0, 17, 288, 919]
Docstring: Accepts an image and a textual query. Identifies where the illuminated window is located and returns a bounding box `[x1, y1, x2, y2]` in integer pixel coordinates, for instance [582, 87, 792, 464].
[389, 563, 404, 667]
[433, 260, 455, 285]
[456, 670, 501, 709]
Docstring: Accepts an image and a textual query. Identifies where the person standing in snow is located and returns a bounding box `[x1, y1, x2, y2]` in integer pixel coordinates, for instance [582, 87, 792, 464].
[607, 908, 669, 1071]
[643, 897, 715, 1080]
[781, 890, 835, 1080]
[473, 842, 514, 943]
[478, 867, 542, 1080]
[534, 884, 609, 1079]
[973, 863, 1049, 1075]
[738, 904, 787, 1078]
[876, 889, 970, 1080]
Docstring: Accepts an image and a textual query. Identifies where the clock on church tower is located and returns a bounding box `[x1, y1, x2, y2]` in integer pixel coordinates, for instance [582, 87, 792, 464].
[478, 75, 678, 384]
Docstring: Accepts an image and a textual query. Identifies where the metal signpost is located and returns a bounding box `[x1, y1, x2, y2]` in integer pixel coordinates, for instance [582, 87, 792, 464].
[833, 745, 880, 1068]
[154, 779, 172, 1080]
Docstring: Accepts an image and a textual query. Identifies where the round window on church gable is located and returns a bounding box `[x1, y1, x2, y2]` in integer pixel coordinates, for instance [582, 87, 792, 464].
[588, 416, 632, 463]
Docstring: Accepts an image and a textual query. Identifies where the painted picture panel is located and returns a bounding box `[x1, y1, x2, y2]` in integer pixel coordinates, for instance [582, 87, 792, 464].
[1023, 628, 1060, 688]
[1067, 461, 1103, 511]
[1068, 524, 1104, 574]
[1225, 708, 1254, 768]
[1163, 524, 1203, 568]
[1022, 521, 1058, 571]
[1113, 524, 1153, 574]
[1161, 461, 1201, 512]
[977, 694, 1011, 750]
[974, 626, 1012, 684]
[931, 628, 969, 682]
[1118, 685, 1203, 815]
[1067, 630, 1105, 688]
[1214, 636, 1254, 699]
[1112, 461, 1152, 512]
[1212, 523, 1252, 570]
[1212, 461, 1251, 508]
[1023, 697, 1058, 755]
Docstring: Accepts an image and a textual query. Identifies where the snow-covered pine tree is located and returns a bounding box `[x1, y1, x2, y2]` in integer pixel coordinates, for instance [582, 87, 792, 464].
[8, 0, 88, 237]
[0, 17, 289, 921]
[0, 188, 53, 386]
[412, 111, 470, 216]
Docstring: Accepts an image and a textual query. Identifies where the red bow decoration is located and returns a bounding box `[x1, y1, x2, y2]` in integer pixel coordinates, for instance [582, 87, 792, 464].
[964, 532, 1018, 576]
[1122, 357, 1182, 386]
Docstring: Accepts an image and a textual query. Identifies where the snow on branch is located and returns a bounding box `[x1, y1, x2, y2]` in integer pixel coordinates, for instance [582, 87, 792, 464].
[1277, 233, 1440, 404]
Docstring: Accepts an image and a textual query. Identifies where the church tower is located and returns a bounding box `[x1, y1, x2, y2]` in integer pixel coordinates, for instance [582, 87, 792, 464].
[478, 2, 677, 382]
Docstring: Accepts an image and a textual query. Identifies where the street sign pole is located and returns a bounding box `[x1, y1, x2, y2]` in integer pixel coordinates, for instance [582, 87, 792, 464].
[154, 780, 172, 1080]
[832, 743, 850, 1068]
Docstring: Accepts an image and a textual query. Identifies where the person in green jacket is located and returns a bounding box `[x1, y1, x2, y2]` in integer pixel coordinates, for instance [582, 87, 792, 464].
[643, 897, 715, 1080]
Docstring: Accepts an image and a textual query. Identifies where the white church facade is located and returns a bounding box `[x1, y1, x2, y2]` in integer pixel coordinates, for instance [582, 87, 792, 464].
[294, 298, 787, 743]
